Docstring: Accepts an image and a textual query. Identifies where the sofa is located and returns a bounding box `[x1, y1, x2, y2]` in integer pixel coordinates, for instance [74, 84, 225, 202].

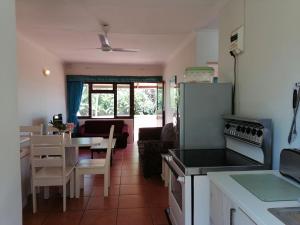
[137, 123, 176, 178]
[78, 120, 129, 148]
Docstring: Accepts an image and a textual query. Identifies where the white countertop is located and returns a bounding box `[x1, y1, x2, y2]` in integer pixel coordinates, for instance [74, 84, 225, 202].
[208, 170, 300, 225]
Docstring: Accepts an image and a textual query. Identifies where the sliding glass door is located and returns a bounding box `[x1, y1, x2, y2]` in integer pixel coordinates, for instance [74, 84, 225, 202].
[133, 82, 164, 141]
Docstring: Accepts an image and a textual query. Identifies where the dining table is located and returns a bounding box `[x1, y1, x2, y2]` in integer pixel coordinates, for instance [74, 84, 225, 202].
[64, 136, 104, 166]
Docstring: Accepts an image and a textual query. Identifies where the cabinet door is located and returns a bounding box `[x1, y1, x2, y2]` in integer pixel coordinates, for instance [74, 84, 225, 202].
[210, 182, 224, 225]
[234, 208, 257, 225]
[210, 182, 257, 225]
[223, 192, 257, 225]
[222, 191, 236, 225]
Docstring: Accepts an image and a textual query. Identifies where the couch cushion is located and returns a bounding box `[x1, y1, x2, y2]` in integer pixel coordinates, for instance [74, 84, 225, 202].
[138, 127, 162, 141]
[160, 123, 176, 142]
[85, 120, 124, 134]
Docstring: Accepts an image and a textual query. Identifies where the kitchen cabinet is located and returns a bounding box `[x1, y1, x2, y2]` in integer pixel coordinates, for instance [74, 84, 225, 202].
[210, 182, 257, 225]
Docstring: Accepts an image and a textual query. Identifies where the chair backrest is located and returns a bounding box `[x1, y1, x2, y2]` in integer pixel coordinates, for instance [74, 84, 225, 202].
[160, 123, 176, 142]
[20, 124, 43, 135]
[30, 135, 65, 178]
[46, 125, 72, 140]
[105, 125, 115, 170]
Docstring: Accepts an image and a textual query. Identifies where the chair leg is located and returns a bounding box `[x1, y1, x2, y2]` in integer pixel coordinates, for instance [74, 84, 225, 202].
[104, 172, 109, 197]
[32, 185, 37, 213]
[63, 184, 66, 212]
[70, 172, 74, 198]
[75, 169, 80, 198]
[108, 170, 111, 187]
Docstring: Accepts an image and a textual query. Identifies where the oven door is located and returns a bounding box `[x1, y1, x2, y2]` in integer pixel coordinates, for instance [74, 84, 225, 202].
[167, 158, 191, 225]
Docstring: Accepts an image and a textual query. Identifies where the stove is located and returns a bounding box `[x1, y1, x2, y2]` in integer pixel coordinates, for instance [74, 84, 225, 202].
[170, 148, 265, 175]
[166, 115, 273, 225]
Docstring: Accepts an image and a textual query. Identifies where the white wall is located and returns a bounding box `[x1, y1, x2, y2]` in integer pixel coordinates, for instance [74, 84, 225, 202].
[17, 33, 66, 127]
[0, 0, 22, 224]
[196, 29, 219, 66]
[219, 0, 300, 168]
[64, 62, 163, 76]
[163, 33, 197, 123]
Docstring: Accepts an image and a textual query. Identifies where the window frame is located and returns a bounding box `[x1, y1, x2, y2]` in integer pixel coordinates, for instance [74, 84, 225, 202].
[78, 82, 134, 119]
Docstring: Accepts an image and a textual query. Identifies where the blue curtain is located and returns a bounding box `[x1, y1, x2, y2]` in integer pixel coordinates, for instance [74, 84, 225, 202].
[67, 81, 83, 131]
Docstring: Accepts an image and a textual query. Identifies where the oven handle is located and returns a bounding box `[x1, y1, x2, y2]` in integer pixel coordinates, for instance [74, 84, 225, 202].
[164, 156, 185, 178]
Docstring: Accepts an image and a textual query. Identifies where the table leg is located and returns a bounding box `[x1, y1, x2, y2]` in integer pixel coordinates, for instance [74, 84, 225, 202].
[65, 146, 78, 166]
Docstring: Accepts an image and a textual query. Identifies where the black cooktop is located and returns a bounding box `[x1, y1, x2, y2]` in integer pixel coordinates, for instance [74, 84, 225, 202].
[169, 148, 265, 175]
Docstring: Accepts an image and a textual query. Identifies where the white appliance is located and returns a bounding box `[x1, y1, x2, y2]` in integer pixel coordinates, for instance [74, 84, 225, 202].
[166, 115, 272, 225]
[176, 83, 232, 149]
[230, 26, 244, 55]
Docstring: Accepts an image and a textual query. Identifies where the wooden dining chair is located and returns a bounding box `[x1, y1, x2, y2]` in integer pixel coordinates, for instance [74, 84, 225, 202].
[30, 134, 75, 213]
[20, 124, 43, 135]
[20, 124, 43, 161]
[75, 125, 114, 198]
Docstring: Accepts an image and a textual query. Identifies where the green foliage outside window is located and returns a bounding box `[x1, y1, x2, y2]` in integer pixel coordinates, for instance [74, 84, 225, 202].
[134, 88, 157, 115]
[77, 83, 160, 117]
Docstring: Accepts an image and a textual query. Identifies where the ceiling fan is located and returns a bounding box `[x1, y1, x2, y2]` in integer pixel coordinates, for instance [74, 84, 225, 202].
[97, 24, 140, 53]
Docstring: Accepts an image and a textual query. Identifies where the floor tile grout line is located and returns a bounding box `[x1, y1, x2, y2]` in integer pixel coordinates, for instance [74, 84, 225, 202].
[77, 181, 92, 225]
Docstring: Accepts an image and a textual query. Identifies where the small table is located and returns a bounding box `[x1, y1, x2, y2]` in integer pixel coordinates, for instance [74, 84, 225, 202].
[90, 138, 117, 159]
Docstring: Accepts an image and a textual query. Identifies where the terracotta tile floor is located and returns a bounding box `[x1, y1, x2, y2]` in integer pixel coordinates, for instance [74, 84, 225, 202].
[23, 144, 169, 225]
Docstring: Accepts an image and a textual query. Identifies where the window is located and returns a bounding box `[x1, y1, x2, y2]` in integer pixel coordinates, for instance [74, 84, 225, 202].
[92, 83, 113, 91]
[117, 84, 130, 117]
[91, 93, 114, 118]
[77, 82, 133, 119]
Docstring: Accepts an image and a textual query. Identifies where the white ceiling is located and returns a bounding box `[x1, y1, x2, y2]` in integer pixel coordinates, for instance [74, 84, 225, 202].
[16, 0, 228, 65]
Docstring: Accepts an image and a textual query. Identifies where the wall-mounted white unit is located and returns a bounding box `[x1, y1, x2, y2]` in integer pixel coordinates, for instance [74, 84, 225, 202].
[230, 26, 244, 55]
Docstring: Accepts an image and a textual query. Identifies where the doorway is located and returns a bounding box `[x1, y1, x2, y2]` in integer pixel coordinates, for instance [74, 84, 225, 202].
[133, 82, 164, 141]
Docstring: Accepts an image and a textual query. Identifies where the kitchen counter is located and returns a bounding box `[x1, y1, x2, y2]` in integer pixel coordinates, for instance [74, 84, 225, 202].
[208, 170, 300, 225]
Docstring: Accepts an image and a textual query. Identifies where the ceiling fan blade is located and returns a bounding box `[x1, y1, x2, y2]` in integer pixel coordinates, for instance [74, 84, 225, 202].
[98, 34, 110, 48]
[76, 48, 103, 50]
[111, 48, 140, 52]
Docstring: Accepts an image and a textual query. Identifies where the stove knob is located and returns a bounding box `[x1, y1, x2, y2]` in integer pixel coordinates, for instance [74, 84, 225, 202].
[251, 129, 257, 136]
[241, 127, 246, 133]
[257, 130, 263, 137]
[246, 127, 251, 134]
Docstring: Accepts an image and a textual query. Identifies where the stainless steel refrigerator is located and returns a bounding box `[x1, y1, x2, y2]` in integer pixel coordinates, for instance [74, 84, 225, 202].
[176, 82, 232, 149]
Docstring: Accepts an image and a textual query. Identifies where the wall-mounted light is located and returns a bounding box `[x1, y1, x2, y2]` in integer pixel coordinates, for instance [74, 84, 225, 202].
[42, 68, 51, 77]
